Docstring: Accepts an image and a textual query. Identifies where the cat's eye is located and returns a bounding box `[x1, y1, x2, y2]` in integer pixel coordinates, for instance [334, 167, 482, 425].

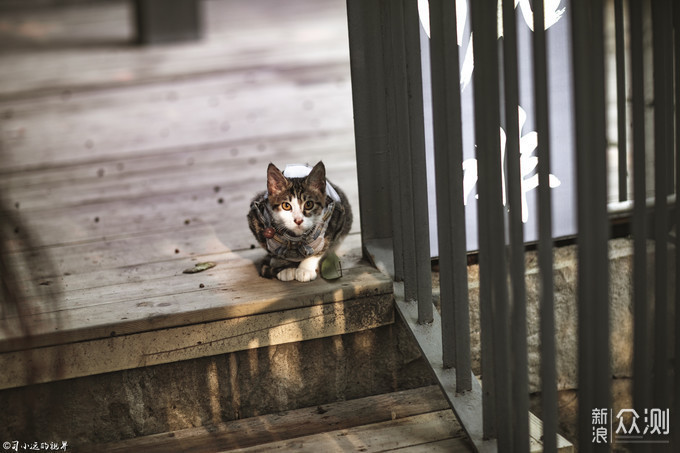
[304, 200, 314, 210]
[281, 202, 292, 211]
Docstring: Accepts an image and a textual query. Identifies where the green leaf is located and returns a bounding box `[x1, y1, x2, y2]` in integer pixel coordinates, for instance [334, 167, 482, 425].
[183, 262, 217, 274]
[320, 252, 343, 280]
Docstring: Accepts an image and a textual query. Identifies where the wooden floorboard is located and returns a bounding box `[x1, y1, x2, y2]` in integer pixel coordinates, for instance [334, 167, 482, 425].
[0, 0, 350, 102]
[0, 0, 377, 357]
[0, 234, 391, 352]
[232, 411, 470, 453]
[95, 386, 473, 453]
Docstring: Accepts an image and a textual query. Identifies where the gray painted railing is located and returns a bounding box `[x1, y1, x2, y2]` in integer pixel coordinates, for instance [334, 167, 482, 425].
[346, 0, 677, 452]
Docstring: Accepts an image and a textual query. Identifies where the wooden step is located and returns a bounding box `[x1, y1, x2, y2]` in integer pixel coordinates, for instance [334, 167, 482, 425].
[95, 385, 473, 453]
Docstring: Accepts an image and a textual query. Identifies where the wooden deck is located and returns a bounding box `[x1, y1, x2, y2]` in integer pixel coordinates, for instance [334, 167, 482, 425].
[0, 0, 398, 389]
[97, 386, 473, 452]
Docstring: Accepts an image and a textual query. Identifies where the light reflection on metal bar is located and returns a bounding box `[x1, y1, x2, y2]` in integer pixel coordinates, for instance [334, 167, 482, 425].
[615, 0, 628, 202]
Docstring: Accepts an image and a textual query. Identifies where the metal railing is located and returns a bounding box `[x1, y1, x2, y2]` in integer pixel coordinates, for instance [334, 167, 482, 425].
[346, 0, 678, 451]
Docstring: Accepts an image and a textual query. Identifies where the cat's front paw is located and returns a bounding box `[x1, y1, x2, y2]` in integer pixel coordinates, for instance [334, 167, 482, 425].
[295, 267, 318, 282]
[276, 268, 297, 282]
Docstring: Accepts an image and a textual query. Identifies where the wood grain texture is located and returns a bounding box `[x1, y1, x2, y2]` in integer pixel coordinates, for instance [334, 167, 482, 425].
[0, 0, 376, 362]
[0, 235, 391, 352]
[95, 386, 471, 453]
[0, 293, 394, 389]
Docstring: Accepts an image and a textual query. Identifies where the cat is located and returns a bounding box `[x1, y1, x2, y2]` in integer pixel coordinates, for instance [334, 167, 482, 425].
[247, 161, 352, 282]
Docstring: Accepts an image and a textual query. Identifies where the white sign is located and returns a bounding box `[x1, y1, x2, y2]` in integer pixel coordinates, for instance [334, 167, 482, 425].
[420, 0, 576, 253]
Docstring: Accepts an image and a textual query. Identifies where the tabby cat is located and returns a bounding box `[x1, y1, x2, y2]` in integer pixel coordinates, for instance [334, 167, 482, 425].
[247, 161, 352, 282]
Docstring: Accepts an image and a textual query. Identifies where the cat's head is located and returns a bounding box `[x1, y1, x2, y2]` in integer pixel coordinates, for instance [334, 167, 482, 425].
[266, 161, 327, 235]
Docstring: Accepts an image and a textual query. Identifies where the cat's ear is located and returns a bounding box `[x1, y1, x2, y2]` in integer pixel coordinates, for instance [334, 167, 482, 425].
[267, 163, 289, 197]
[306, 161, 326, 194]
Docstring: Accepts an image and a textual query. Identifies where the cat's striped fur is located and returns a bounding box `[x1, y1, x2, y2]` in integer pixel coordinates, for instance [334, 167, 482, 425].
[247, 161, 352, 282]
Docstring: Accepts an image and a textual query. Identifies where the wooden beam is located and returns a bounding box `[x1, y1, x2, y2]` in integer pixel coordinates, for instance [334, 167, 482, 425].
[0, 293, 393, 390]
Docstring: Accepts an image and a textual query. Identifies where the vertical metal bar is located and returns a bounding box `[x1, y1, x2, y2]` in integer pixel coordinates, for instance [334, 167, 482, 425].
[501, 0, 529, 450]
[571, 1, 611, 451]
[615, 0, 628, 202]
[346, 0, 393, 252]
[470, 0, 511, 445]
[470, 0, 495, 439]
[651, 0, 671, 412]
[381, 0, 420, 306]
[402, 0, 433, 323]
[674, 1, 680, 448]
[380, 0, 432, 322]
[533, 0, 557, 451]
[629, 2, 651, 452]
[134, 0, 202, 45]
[382, 0, 409, 283]
[429, 0, 471, 391]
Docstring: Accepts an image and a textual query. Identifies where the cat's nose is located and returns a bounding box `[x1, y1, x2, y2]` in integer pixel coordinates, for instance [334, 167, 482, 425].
[294, 218, 304, 225]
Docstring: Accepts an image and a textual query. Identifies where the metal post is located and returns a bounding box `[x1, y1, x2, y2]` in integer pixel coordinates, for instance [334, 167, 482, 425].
[674, 0, 680, 448]
[134, 0, 202, 45]
[651, 0, 672, 412]
[501, 0, 530, 450]
[533, 1, 557, 451]
[346, 0, 393, 255]
[428, 0, 471, 391]
[571, 1, 611, 451]
[470, 0, 511, 444]
[629, 2, 651, 452]
[401, 0, 433, 323]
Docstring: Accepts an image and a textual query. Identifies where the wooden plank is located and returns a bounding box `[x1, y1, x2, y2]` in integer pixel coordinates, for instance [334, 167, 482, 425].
[0, 263, 392, 353]
[0, 292, 393, 389]
[0, 0, 351, 101]
[9, 231, 365, 299]
[385, 438, 473, 452]
[232, 410, 468, 453]
[0, 76, 354, 172]
[0, 130, 356, 202]
[96, 386, 457, 453]
[2, 153, 360, 251]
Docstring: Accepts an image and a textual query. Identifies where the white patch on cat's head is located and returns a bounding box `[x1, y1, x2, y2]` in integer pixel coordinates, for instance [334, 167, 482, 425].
[272, 196, 321, 235]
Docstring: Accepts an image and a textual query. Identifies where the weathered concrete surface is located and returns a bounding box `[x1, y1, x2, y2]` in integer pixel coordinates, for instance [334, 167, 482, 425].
[0, 319, 434, 448]
[434, 238, 673, 393]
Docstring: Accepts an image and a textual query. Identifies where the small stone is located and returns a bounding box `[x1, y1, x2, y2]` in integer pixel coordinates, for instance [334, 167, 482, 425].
[199, 283, 205, 289]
